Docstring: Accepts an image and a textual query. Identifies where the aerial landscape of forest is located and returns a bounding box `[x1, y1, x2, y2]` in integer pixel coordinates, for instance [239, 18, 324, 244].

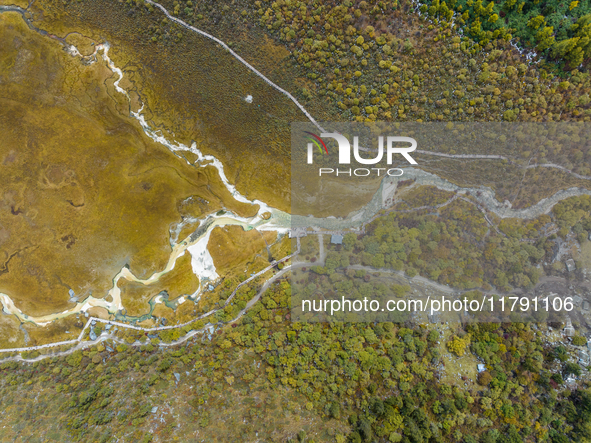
[1, 0, 591, 442]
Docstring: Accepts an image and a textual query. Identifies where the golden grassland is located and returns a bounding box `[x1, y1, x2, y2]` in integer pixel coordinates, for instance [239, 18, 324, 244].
[0, 10, 276, 340]
[118, 252, 199, 317]
[208, 225, 277, 276]
[0, 0, 28, 6]
[3, 0, 591, 346]
[22, 315, 84, 347]
[0, 315, 25, 349]
[575, 237, 591, 273]
[14, 0, 591, 216]
[27, 0, 327, 213]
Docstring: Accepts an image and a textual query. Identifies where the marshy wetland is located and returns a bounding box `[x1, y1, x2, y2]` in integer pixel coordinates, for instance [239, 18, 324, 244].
[3, 2, 591, 442]
[0, 5, 292, 344]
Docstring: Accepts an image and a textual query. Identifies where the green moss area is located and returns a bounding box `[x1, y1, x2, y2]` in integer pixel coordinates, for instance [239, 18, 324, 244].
[0, 283, 590, 442]
[0, 12, 255, 321]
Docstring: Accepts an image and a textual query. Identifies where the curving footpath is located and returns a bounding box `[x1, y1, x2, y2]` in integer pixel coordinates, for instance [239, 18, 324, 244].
[0, 249, 298, 362]
[416, 150, 509, 160]
[143, 0, 326, 134]
[417, 152, 591, 181]
[526, 163, 591, 180]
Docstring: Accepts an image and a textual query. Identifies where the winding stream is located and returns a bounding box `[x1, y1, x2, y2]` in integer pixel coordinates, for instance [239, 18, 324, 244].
[1, 6, 591, 328]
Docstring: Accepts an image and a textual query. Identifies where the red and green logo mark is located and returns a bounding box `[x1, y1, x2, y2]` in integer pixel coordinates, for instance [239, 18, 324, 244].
[304, 131, 328, 154]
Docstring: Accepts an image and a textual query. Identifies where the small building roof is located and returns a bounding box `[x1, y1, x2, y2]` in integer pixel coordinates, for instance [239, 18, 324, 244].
[331, 234, 343, 245]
